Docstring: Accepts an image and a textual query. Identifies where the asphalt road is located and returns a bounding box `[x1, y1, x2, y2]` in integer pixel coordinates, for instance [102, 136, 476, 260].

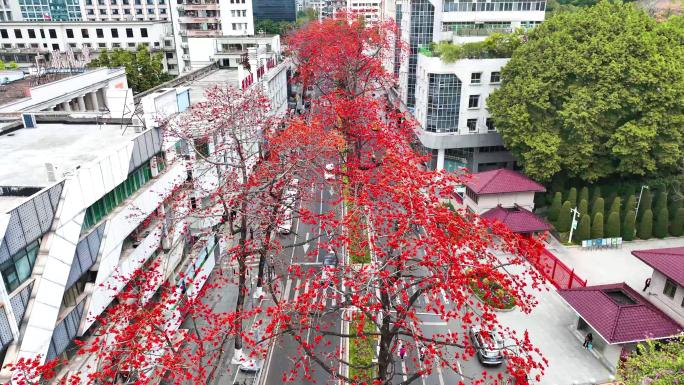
[262, 178, 343, 385]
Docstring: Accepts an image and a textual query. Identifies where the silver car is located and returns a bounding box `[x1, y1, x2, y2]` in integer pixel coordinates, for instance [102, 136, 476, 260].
[469, 326, 505, 365]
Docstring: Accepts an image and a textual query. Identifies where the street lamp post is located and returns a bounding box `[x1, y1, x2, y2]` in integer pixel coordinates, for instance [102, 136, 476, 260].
[635, 185, 649, 223]
[568, 206, 581, 243]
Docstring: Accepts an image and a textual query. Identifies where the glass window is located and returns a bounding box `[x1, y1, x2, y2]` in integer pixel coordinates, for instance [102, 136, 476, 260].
[490, 71, 501, 83]
[126, 28, 133, 38]
[664, 279, 677, 299]
[141, 28, 148, 37]
[14, 29, 22, 38]
[111, 28, 119, 38]
[49, 29, 56, 38]
[96, 28, 104, 38]
[468, 95, 480, 108]
[0, 29, 7, 39]
[66, 29, 74, 38]
[467, 119, 477, 132]
[15, 255, 31, 282]
[195, 137, 211, 158]
[470, 72, 481, 84]
[28, 29, 36, 38]
[486, 118, 495, 132]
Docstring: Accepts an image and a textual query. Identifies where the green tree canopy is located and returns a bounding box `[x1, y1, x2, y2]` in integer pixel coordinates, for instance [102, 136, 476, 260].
[488, 2, 684, 182]
[618, 335, 684, 385]
[88, 45, 174, 93]
[592, 197, 604, 219]
[671, 208, 684, 237]
[556, 201, 573, 232]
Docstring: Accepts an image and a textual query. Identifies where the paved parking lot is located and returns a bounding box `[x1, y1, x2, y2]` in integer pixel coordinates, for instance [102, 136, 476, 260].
[546, 237, 684, 291]
[498, 261, 614, 385]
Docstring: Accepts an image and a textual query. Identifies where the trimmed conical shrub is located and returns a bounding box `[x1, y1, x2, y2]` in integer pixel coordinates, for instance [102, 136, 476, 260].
[669, 196, 683, 220]
[591, 186, 602, 205]
[654, 208, 669, 239]
[625, 195, 637, 216]
[556, 201, 572, 233]
[654, 191, 668, 216]
[576, 214, 591, 242]
[623, 210, 636, 241]
[592, 212, 604, 239]
[579, 187, 589, 206]
[567, 187, 577, 208]
[609, 196, 621, 219]
[671, 208, 684, 237]
[548, 192, 562, 222]
[638, 209, 653, 240]
[592, 197, 604, 219]
[637, 189, 652, 220]
[578, 199, 589, 217]
[606, 211, 620, 238]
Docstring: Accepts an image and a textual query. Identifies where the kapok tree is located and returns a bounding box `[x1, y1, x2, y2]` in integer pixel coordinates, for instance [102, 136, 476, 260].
[252, 15, 548, 385]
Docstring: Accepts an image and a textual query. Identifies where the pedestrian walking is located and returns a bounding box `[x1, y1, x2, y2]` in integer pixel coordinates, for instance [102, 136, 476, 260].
[418, 346, 426, 362]
[583, 332, 593, 349]
[399, 344, 406, 360]
[643, 277, 651, 292]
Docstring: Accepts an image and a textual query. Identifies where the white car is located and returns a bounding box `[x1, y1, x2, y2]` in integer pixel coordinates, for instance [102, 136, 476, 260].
[278, 207, 293, 235]
[324, 163, 335, 180]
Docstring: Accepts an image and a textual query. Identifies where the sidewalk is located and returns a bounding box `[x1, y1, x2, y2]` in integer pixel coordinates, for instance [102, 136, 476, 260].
[545, 236, 684, 290]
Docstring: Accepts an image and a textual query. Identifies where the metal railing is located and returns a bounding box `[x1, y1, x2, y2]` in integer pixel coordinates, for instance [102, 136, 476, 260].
[0, 307, 13, 351]
[46, 297, 87, 361]
[455, 27, 513, 36]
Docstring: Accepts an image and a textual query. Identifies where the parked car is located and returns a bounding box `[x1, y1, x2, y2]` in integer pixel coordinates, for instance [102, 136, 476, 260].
[278, 207, 293, 235]
[321, 251, 338, 280]
[469, 326, 505, 365]
[324, 163, 335, 180]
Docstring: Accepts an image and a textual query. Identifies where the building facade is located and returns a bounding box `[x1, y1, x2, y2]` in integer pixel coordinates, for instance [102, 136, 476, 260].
[252, 0, 295, 21]
[80, 0, 170, 22]
[0, 21, 179, 74]
[397, 0, 546, 172]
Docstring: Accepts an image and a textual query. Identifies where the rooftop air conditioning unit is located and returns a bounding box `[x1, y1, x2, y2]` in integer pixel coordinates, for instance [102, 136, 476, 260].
[45, 163, 59, 182]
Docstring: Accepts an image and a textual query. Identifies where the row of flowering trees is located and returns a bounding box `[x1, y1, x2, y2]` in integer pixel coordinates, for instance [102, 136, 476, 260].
[5, 14, 546, 385]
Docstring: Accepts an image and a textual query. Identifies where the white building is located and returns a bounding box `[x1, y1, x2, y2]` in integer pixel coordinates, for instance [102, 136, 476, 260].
[0, 21, 179, 75]
[347, 0, 382, 22]
[0, 67, 134, 115]
[0, 70, 227, 380]
[180, 33, 280, 72]
[398, 0, 545, 172]
[81, 0, 171, 22]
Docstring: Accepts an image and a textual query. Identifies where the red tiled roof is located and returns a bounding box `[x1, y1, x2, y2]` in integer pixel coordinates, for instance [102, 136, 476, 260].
[632, 247, 684, 287]
[481, 205, 551, 233]
[465, 169, 546, 195]
[558, 283, 682, 344]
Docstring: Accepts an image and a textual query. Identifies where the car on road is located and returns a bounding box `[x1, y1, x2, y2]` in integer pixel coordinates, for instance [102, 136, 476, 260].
[469, 326, 505, 366]
[282, 178, 299, 207]
[321, 251, 338, 280]
[238, 358, 263, 373]
[324, 163, 334, 180]
[278, 207, 293, 235]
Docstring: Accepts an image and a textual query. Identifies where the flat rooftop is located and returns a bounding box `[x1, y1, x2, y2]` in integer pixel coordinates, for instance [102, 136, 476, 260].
[0, 121, 139, 187]
[0, 73, 76, 107]
[186, 69, 239, 103]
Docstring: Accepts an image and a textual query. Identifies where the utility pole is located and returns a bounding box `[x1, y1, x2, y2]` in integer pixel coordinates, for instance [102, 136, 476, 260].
[568, 206, 580, 243]
[635, 185, 649, 222]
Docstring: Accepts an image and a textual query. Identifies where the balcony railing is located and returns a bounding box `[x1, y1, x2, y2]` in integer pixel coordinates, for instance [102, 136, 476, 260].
[181, 3, 219, 10]
[455, 27, 513, 36]
[179, 16, 220, 23]
[182, 29, 221, 37]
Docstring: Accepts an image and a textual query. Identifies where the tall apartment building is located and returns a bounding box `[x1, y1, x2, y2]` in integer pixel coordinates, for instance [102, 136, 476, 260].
[397, 0, 546, 172]
[0, 21, 180, 75]
[252, 0, 295, 21]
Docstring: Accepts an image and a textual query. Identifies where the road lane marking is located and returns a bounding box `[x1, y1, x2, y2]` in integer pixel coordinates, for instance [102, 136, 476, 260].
[293, 279, 301, 302]
[316, 189, 323, 264]
[436, 366, 446, 385]
[282, 279, 292, 302]
[303, 232, 310, 253]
